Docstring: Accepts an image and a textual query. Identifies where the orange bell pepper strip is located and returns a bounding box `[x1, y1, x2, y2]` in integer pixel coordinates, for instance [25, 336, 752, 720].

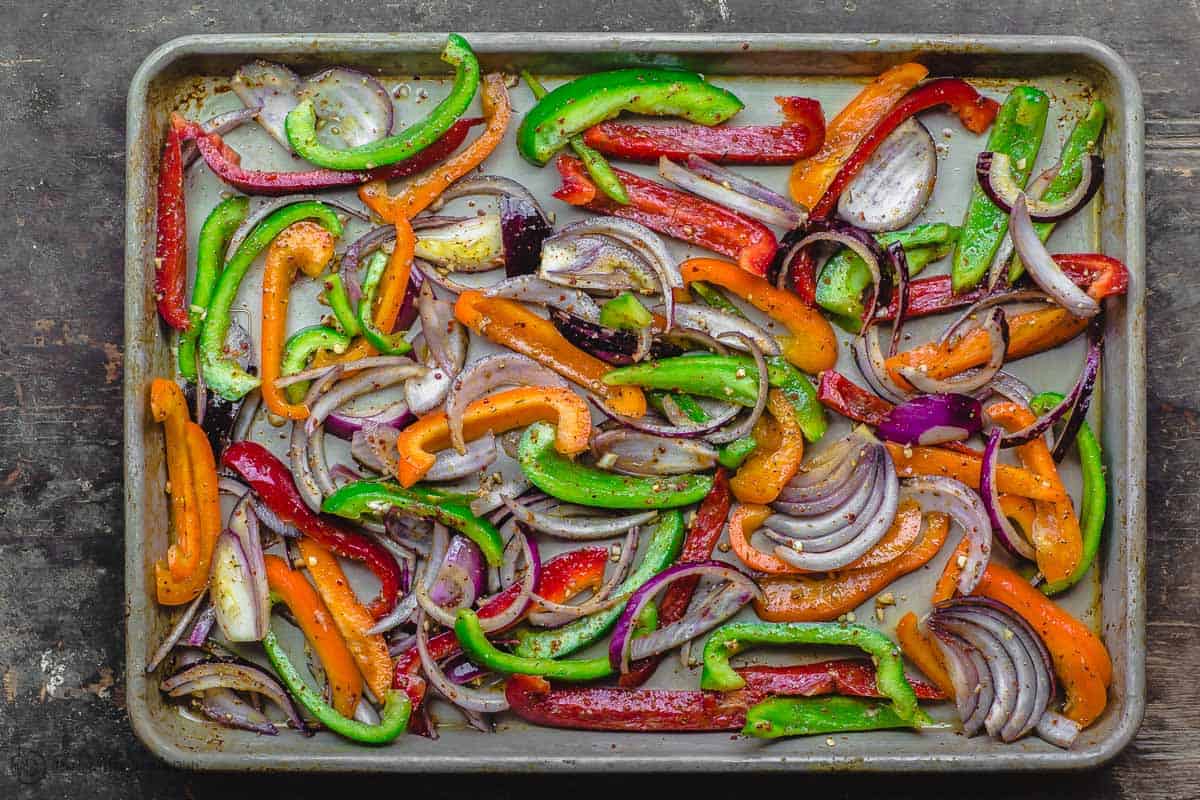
[679, 258, 837, 373]
[885, 305, 1088, 392]
[896, 611, 956, 699]
[932, 536, 970, 604]
[986, 402, 1083, 583]
[789, 62, 929, 209]
[730, 389, 804, 505]
[149, 379, 201, 583]
[264, 554, 363, 718]
[976, 562, 1112, 727]
[296, 540, 393, 701]
[754, 512, 950, 622]
[261, 221, 336, 419]
[455, 290, 646, 418]
[155, 420, 222, 605]
[394, 386, 591, 487]
[999, 493, 1038, 543]
[360, 73, 511, 223]
[886, 442, 1063, 503]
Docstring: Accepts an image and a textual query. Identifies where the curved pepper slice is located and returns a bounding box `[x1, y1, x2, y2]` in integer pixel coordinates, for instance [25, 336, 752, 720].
[393, 385, 590, 487]
[730, 389, 804, 505]
[680, 257, 837, 373]
[286, 34, 479, 171]
[744, 695, 927, 739]
[264, 554, 362, 718]
[456, 290, 645, 417]
[154, 115, 189, 330]
[156, 418, 222, 604]
[179, 196, 248, 381]
[896, 611, 956, 699]
[517, 67, 744, 166]
[149, 379, 201, 581]
[356, 251, 412, 355]
[789, 62, 929, 209]
[282, 325, 351, 405]
[456, 609, 614, 681]
[519, 422, 712, 510]
[886, 441, 1063, 502]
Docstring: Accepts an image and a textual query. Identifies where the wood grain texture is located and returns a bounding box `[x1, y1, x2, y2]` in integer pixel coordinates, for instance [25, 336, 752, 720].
[0, 1, 1194, 797]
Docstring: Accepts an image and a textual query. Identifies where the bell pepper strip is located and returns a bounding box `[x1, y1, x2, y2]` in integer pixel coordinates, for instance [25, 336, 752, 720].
[149, 379, 202, 582]
[394, 385, 591, 487]
[519, 422, 712, 510]
[1009, 100, 1107, 282]
[986, 402, 1083, 584]
[886, 442, 1063, 502]
[975, 562, 1112, 727]
[718, 436, 757, 469]
[730, 389, 804, 505]
[811, 79, 1001, 219]
[788, 62, 929, 209]
[514, 510, 685, 659]
[553, 155, 778, 277]
[517, 67, 744, 166]
[951, 86, 1050, 293]
[262, 629, 410, 744]
[156, 417, 223, 604]
[700, 621, 924, 724]
[286, 34, 480, 171]
[154, 114, 189, 331]
[817, 369, 893, 427]
[356, 251, 413, 356]
[264, 554, 362, 718]
[745, 695, 929, 739]
[896, 611, 956, 699]
[321, 480, 504, 566]
[1032, 391, 1107, 596]
[200, 201, 344, 401]
[359, 73, 511, 223]
[752, 513, 950, 622]
[679, 257, 838, 374]
[178, 196, 248, 381]
[296, 539, 393, 701]
[621, 469, 733, 687]
[393, 547, 609, 679]
[260, 221, 337, 421]
[885, 305, 1089, 393]
[932, 537, 971, 605]
[282, 325, 351, 405]
[455, 290, 646, 417]
[222, 441, 403, 620]
[324, 274, 361, 337]
[581, 96, 825, 165]
[457, 609, 614, 681]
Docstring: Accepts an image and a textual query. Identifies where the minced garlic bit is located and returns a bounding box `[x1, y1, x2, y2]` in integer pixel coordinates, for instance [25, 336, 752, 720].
[876, 592, 896, 606]
[956, 555, 968, 569]
[308, 556, 318, 567]
[826, 738, 837, 747]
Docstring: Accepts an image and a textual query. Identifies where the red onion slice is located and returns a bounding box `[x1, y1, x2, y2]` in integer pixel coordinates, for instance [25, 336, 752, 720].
[590, 395, 741, 440]
[685, 154, 806, 223]
[938, 289, 1052, 347]
[414, 215, 505, 272]
[670, 304, 781, 357]
[430, 174, 552, 227]
[429, 534, 486, 610]
[274, 355, 415, 390]
[886, 242, 911, 357]
[982, 428, 1038, 561]
[425, 433, 499, 482]
[290, 366, 342, 511]
[591, 429, 718, 476]
[298, 67, 395, 148]
[444, 353, 570, 454]
[853, 322, 913, 403]
[146, 593, 208, 674]
[927, 623, 984, 734]
[875, 393, 983, 447]
[707, 331, 770, 445]
[983, 153, 1063, 290]
[231, 60, 301, 149]
[778, 219, 888, 319]
[502, 493, 656, 540]
[1010, 195, 1100, 318]
[549, 308, 683, 366]
[658, 156, 804, 228]
[539, 233, 657, 294]
[404, 325, 469, 416]
[227, 493, 270, 638]
[934, 614, 1018, 738]
[838, 118, 937, 233]
[161, 661, 306, 734]
[418, 282, 461, 377]
[501, 194, 554, 278]
[899, 308, 1009, 394]
[209, 532, 265, 643]
[483, 276, 602, 320]
[305, 363, 425, 438]
[326, 400, 414, 442]
[900, 476, 992, 595]
[1036, 710, 1081, 749]
[978, 152, 1103, 224]
[196, 687, 279, 735]
[416, 610, 509, 714]
[773, 444, 878, 515]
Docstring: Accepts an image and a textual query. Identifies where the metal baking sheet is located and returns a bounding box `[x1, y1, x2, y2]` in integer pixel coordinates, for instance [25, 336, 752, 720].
[123, 33, 1145, 772]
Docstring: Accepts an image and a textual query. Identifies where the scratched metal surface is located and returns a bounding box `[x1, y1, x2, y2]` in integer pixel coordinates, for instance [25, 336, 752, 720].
[2, 1, 1194, 798]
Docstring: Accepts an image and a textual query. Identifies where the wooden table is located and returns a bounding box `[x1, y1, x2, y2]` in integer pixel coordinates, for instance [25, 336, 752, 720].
[0, 1, 1192, 797]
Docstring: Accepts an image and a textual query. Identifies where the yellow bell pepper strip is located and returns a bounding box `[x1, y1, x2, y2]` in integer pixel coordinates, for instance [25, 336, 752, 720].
[986, 402, 1083, 584]
[896, 611, 956, 699]
[149, 379, 201, 583]
[264, 554, 362, 718]
[885, 442, 1063, 503]
[393, 385, 592, 487]
[976, 562, 1112, 727]
[359, 72, 512, 224]
[296, 540, 393, 701]
[788, 62, 929, 209]
[455, 290, 646, 417]
[260, 221, 336, 421]
[730, 389, 804, 505]
[679, 258, 837, 373]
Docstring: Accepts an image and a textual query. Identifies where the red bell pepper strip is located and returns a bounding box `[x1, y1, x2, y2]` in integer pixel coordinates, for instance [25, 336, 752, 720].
[620, 468, 733, 687]
[155, 115, 189, 330]
[817, 370, 894, 427]
[506, 660, 942, 733]
[581, 97, 825, 165]
[221, 441, 403, 620]
[553, 155, 778, 277]
[811, 79, 1001, 219]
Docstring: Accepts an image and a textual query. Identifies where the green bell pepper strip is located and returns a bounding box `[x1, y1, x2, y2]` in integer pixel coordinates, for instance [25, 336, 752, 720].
[282, 325, 351, 404]
[700, 621, 921, 723]
[951, 86, 1049, 293]
[356, 251, 413, 355]
[262, 629, 410, 744]
[200, 201, 344, 400]
[743, 696, 924, 739]
[179, 196, 248, 381]
[647, 391, 710, 424]
[689, 279, 743, 317]
[1009, 100, 1107, 283]
[324, 274, 361, 337]
[518, 422, 712, 509]
[605, 355, 826, 442]
[456, 609, 614, 680]
[517, 67, 744, 166]
[599, 292, 653, 330]
[513, 509, 685, 659]
[522, 70, 629, 204]
[321, 480, 505, 566]
[815, 223, 959, 333]
[285, 34, 480, 171]
[1031, 391, 1107, 596]
[717, 435, 757, 469]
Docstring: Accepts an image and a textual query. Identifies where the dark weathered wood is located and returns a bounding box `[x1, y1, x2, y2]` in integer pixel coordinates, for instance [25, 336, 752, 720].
[0, 1, 1195, 797]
